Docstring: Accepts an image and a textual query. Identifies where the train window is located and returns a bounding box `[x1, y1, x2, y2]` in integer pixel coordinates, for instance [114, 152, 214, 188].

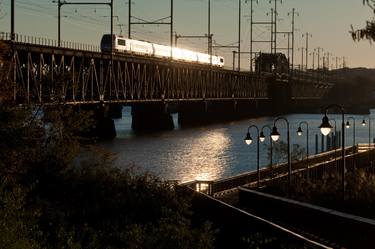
[220, 58, 224, 63]
[118, 39, 126, 46]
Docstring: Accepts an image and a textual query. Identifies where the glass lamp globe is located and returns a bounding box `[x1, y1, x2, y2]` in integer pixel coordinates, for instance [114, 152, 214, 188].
[319, 115, 332, 136]
[244, 132, 253, 145]
[345, 121, 351, 129]
[297, 126, 303, 136]
[270, 126, 280, 142]
[362, 119, 366, 127]
[259, 131, 266, 142]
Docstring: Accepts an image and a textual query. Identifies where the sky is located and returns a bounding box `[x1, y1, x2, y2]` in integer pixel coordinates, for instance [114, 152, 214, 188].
[0, 0, 374, 69]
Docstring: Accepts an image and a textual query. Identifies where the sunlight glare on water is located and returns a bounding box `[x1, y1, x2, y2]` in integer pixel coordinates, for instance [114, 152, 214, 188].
[173, 129, 231, 182]
[99, 107, 375, 184]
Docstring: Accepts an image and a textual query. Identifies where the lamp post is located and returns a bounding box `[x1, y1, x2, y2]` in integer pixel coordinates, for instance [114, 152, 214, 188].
[330, 118, 338, 169]
[361, 117, 371, 149]
[260, 125, 273, 177]
[244, 125, 260, 188]
[346, 117, 356, 154]
[271, 117, 291, 190]
[319, 104, 345, 199]
[297, 121, 309, 175]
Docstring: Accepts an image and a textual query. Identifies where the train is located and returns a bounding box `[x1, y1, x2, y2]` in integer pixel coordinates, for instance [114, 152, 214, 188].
[100, 34, 225, 67]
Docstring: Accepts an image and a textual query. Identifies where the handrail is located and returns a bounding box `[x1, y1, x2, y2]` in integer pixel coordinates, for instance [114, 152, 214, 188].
[185, 146, 374, 196]
[0, 31, 100, 52]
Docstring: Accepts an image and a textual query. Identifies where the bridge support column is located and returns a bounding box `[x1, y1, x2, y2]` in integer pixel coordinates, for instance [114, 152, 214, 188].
[108, 104, 123, 119]
[93, 104, 117, 140]
[131, 103, 174, 131]
[267, 76, 290, 114]
[178, 101, 231, 126]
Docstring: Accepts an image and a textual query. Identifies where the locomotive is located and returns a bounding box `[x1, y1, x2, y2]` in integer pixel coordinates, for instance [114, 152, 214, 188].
[100, 34, 225, 67]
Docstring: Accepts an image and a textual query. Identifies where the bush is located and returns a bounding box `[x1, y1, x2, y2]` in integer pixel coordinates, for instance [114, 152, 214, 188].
[0, 41, 216, 248]
[264, 168, 375, 219]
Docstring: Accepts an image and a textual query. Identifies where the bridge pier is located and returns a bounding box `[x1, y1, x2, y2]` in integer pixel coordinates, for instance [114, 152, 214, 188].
[178, 101, 235, 126]
[108, 104, 123, 119]
[267, 76, 290, 114]
[131, 103, 174, 131]
[92, 104, 117, 140]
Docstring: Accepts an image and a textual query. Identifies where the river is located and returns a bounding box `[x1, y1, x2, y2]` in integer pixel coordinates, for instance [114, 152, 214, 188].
[99, 107, 374, 183]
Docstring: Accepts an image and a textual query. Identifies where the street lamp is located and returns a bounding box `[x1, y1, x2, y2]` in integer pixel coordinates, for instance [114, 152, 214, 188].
[297, 121, 309, 176]
[362, 117, 372, 164]
[346, 117, 356, 154]
[244, 125, 260, 188]
[260, 125, 273, 176]
[320, 104, 345, 199]
[271, 117, 291, 190]
[330, 118, 338, 169]
[361, 117, 371, 149]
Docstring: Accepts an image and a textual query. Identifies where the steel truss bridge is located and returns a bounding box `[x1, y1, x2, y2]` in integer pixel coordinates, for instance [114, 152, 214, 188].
[1, 32, 333, 105]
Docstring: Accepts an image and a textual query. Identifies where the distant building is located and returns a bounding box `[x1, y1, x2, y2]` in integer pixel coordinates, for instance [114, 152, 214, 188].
[254, 53, 289, 75]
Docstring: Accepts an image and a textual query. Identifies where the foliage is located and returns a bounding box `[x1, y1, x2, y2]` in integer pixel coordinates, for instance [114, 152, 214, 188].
[350, 1, 375, 42]
[0, 41, 215, 249]
[241, 233, 277, 249]
[265, 167, 375, 219]
[265, 141, 306, 165]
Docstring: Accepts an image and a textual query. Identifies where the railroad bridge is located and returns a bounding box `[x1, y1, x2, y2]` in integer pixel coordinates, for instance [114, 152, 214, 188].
[1, 33, 334, 136]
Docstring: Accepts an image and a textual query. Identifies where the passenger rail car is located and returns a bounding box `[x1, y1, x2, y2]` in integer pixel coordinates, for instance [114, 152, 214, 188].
[100, 34, 225, 67]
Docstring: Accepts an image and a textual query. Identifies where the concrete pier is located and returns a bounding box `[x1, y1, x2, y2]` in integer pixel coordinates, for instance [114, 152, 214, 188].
[131, 103, 174, 131]
[93, 104, 117, 140]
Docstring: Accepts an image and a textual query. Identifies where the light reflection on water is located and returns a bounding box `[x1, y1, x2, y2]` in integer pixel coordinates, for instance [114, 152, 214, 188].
[99, 107, 374, 183]
[172, 129, 231, 182]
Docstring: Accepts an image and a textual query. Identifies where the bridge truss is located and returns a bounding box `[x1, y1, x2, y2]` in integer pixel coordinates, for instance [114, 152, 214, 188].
[5, 41, 266, 105]
[1, 33, 334, 105]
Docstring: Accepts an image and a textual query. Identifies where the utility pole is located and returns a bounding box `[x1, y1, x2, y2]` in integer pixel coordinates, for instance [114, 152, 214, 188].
[302, 32, 312, 70]
[270, 8, 274, 53]
[238, 0, 241, 71]
[276, 31, 293, 62]
[298, 47, 304, 70]
[250, 0, 254, 72]
[288, 32, 292, 62]
[288, 8, 298, 71]
[269, 0, 282, 54]
[250, 0, 276, 72]
[128, 0, 174, 56]
[249, 0, 259, 72]
[11, 0, 15, 41]
[315, 47, 323, 70]
[56, 0, 113, 48]
[171, 0, 173, 57]
[342, 56, 346, 68]
[208, 0, 212, 65]
[310, 50, 316, 70]
[128, 0, 131, 38]
[325, 52, 332, 70]
[208, 0, 211, 56]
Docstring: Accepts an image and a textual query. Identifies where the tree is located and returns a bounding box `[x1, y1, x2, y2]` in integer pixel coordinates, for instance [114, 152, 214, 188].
[351, 1, 375, 41]
[0, 40, 216, 249]
[265, 141, 306, 166]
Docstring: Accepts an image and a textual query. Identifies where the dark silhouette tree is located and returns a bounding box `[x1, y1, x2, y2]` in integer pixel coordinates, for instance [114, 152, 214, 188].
[351, 1, 375, 41]
[0, 41, 216, 249]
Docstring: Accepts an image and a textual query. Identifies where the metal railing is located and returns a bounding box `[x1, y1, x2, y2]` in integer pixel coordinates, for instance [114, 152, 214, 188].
[0, 31, 100, 52]
[183, 146, 370, 196]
